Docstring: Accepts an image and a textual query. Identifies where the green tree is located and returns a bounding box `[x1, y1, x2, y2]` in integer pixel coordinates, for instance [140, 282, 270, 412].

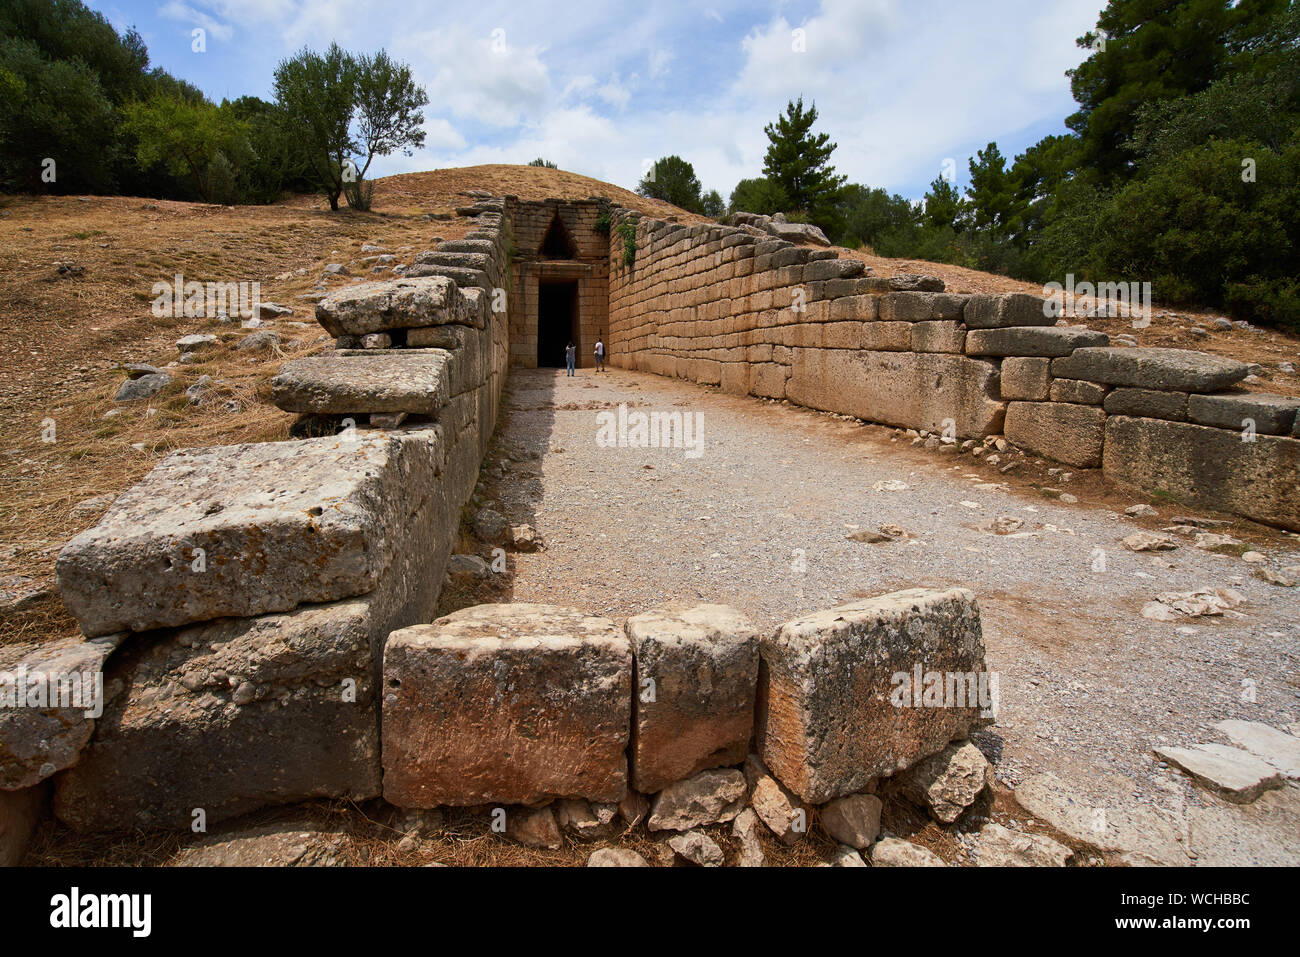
[273, 43, 359, 210]
[700, 188, 725, 219]
[966, 142, 1014, 232]
[728, 176, 789, 216]
[921, 176, 965, 231]
[349, 49, 427, 198]
[835, 183, 919, 248]
[528, 157, 558, 168]
[637, 155, 703, 211]
[122, 94, 252, 202]
[761, 97, 846, 232]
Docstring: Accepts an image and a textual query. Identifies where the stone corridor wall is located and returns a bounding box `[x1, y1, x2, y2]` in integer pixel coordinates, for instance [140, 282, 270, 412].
[606, 211, 1300, 531]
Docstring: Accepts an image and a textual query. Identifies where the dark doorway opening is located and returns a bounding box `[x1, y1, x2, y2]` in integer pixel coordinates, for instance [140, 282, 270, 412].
[537, 280, 579, 367]
[540, 214, 579, 259]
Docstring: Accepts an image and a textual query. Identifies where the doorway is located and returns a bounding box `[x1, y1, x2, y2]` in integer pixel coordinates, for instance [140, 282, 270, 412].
[537, 280, 579, 368]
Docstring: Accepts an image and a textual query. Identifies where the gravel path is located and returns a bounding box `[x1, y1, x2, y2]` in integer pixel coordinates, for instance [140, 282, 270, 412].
[483, 367, 1300, 857]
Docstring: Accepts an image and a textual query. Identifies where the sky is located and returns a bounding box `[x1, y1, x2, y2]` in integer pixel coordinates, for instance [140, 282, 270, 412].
[87, 0, 1109, 201]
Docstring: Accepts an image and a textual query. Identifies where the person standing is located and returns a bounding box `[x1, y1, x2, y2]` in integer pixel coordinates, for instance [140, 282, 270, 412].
[594, 335, 605, 373]
[565, 340, 576, 376]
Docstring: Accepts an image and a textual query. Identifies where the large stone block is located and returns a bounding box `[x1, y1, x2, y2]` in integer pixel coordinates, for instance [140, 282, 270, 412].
[1188, 391, 1300, 436]
[56, 431, 441, 637]
[54, 597, 386, 832]
[755, 588, 987, 804]
[1051, 348, 1248, 392]
[316, 277, 480, 337]
[911, 320, 965, 354]
[787, 349, 1005, 438]
[1, 634, 122, 789]
[1004, 401, 1106, 468]
[963, 293, 1054, 329]
[382, 604, 632, 807]
[271, 351, 452, 415]
[1103, 416, 1300, 532]
[626, 604, 759, 794]
[1000, 357, 1051, 401]
[1104, 387, 1188, 421]
[966, 326, 1108, 357]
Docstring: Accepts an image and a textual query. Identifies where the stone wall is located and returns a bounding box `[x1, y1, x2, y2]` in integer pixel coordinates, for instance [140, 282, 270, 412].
[606, 211, 1300, 530]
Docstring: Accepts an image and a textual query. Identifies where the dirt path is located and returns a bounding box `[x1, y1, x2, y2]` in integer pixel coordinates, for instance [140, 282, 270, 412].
[478, 366, 1300, 861]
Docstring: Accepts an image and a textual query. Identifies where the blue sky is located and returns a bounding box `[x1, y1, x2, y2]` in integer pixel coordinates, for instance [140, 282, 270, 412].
[87, 0, 1108, 201]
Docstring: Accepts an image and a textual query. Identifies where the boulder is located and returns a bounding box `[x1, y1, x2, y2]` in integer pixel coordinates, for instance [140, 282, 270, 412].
[505, 806, 562, 849]
[271, 351, 452, 415]
[56, 431, 442, 636]
[0, 633, 122, 789]
[176, 334, 218, 354]
[626, 604, 759, 793]
[668, 829, 725, 866]
[755, 588, 987, 804]
[234, 330, 279, 352]
[1050, 347, 1248, 392]
[745, 757, 809, 845]
[316, 277, 481, 337]
[587, 847, 649, 867]
[819, 792, 883, 848]
[732, 808, 766, 866]
[381, 604, 631, 807]
[1003, 401, 1106, 469]
[646, 768, 746, 831]
[895, 741, 991, 823]
[113, 372, 170, 402]
[870, 837, 945, 866]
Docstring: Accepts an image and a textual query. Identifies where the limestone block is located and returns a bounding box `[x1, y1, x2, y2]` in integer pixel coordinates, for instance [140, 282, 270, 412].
[1000, 357, 1051, 401]
[316, 277, 480, 337]
[962, 293, 1054, 329]
[1188, 391, 1300, 436]
[966, 326, 1108, 357]
[1051, 347, 1248, 392]
[1004, 401, 1106, 468]
[1103, 387, 1189, 421]
[271, 351, 452, 415]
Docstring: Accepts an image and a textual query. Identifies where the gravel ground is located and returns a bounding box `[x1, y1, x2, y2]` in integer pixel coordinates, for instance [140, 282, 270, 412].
[478, 367, 1300, 859]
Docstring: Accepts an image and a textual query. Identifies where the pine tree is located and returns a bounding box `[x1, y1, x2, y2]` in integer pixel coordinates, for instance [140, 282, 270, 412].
[761, 97, 846, 232]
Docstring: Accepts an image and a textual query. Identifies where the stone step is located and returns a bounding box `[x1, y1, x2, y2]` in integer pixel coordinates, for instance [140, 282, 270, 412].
[1187, 391, 1300, 436]
[271, 350, 452, 415]
[1051, 347, 1249, 392]
[966, 326, 1108, 357]
[56, 431, 441, 636]
[315, 277, 480, 337]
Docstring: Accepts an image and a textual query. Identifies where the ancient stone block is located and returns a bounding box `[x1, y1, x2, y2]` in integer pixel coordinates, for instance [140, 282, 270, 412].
[1188, 391, 1300, 436]
[859, 322, 912, 351]
[1000, 357, 1051, 401]
[1049, 378, 1109, 405]
[56, 431, 441, 637]
[878, 293, 939, 322]
[382, 604, 631, 807]
[755, 588, 987, 804]
[1051, 347, 1248, 392]
[1103, 387, 1189, 421]
[963, 293, 1054, 329]
[966, 326, 1108, 357]
[0, 634, 122, 789]
[54, 597, 385, 831]
[1103, 416, 1300, 532]
[271, 351, 451, 415]
[911, 320, 965, 354]
[626, 604, 759, 793]
[316, 277, 480, 337]
[1004, 401, 1106, 468]
[787, 349, 1005, 438]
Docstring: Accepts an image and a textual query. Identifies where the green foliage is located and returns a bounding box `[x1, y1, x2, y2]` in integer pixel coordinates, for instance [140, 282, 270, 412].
[528, 157, 559, 168]
[834, 184, 919, 248]
[616, 220, 637, 269]
[122, 93, 252, 202]
[700, 188, 725, 219]
[728, 177, 789, 216]
[637, 155, 703, 212]
[593, 210, 612, 235]
[273, 43, 361, 211]
[921, 176, 965, 231]
[761, 97, 847, 235]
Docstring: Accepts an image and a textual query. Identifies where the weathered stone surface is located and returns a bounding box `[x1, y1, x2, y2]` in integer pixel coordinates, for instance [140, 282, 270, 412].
[618, 789, 650, 827]
[829, 845, 867, 866]
[787, 350, 1005, 438]
[627, 604, 758, 793]
[732, 807, 766, 866]
[0, 633, 122, 789]
[1103, 416, 1300, 532]
[171, 824, 346, 867]
[176, 333, 218, 354]
[745, 756, 808, 844]
[114, 372, 170, 402]
[963, 293, 1054, 329]
[975, 822, 1073, 867]
[587, 847, 649, 867]
[1000, 356, 1051, 401]
[56, 431, 441, 636]
[0, 783, 44, 866]
[54, 597, 384, 832]
[271, 351, 451, 415]
[505, 806, 561, 848]
[966, 326, 1108, 357]
[755, 588, 987, 804]
[1103, 387, 1189, 421]
[911, 320, 965, 354]
[1051, 347, 1248, 392]
[1004, 401, 1106, 468]
[668, 829, 724, 865]
[646, 768, 746, 831]
[1155, 744, 1285, 804]
[870, 837, 945, 867]
[819, 793, 882, 848]
[316, 277, 480, 337]
[1050, 378, 1108, 405]
[1215, 720, 1300, 779]
[382, 604, 631, 807]
[1122, 531, 1178, 552]
[1188, 391, 1300, 436]
[895, 741, 991, 823]
[555, 798, 618, 840]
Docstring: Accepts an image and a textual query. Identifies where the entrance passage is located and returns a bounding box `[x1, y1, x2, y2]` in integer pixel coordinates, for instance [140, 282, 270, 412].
[538, 280, 579, 367]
